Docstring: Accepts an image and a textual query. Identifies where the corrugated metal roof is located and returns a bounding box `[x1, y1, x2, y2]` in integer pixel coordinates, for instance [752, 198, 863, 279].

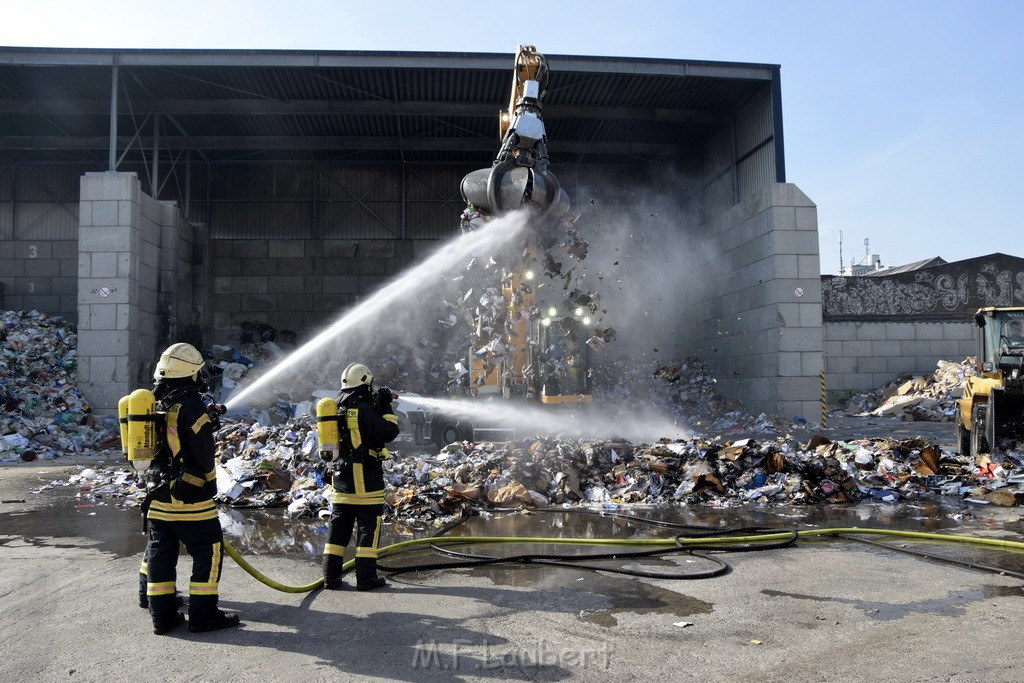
[0, 47, 779, 168]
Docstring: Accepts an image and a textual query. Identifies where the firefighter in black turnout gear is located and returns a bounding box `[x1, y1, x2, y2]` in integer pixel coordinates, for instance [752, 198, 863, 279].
[140, 343, 240, 635]
[322, 363, 400, 591]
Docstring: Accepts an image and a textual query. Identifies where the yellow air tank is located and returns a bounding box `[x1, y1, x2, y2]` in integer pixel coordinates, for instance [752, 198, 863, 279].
[117, 394, 130, 456]
[126, 388, 157, 471]
[317, 397, 340, 462]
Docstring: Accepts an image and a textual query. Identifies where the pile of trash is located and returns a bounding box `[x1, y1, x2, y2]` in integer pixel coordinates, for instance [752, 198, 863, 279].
[844, 358, 976, 421]
[381, 434, 1024, 524]
[217, 423, 1024, 524]
[0, 310, 120, 463]
[33, 412, 1024, 532]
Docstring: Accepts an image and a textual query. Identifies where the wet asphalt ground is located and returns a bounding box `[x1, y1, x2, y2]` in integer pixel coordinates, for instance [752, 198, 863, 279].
[2, 416, 1024, 682]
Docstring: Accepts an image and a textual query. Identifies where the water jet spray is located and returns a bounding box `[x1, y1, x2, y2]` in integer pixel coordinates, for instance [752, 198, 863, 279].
[225, 212, 529, 410]
[398, 394, 690, 444]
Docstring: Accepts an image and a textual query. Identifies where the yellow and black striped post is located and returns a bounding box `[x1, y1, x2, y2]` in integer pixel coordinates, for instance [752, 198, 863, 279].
[819, 368, 827, 428]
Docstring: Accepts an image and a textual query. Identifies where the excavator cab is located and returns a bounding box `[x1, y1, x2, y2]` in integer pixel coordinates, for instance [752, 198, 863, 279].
[956, 307, 1024, 456]
[530, 314, 593, 405]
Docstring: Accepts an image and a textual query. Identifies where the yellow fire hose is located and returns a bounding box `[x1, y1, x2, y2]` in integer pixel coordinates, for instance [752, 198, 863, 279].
[222, 528, 1024, 594]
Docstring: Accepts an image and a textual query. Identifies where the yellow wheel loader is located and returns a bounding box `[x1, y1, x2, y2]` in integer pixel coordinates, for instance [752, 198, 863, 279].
[956, 307, 1024, 456]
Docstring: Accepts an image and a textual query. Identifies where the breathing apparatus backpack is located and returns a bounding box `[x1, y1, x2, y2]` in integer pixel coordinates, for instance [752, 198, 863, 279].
[316, 397, 354, 469]
[118, 388, 170, 480]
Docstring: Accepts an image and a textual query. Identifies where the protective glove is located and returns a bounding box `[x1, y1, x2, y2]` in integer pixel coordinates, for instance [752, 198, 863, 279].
[375, 387, 394, 414]
[205, 403, 227, 430]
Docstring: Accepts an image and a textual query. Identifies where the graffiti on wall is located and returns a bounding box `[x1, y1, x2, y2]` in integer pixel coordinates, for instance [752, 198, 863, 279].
[822, 256, 1024, 321]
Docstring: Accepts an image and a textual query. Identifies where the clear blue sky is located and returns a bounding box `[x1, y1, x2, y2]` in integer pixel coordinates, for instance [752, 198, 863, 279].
[3, 0, 1021, 274]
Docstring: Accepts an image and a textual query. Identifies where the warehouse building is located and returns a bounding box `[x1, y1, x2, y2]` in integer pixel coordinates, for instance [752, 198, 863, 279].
[0, 47, 822, 417]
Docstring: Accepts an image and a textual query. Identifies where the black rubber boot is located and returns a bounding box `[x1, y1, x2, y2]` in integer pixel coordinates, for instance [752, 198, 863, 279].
[188, 610, 241, 633]
[140, 592, 184, 609]
[323, 553, 345, 590]
[356, 576, 388, 591]
[138, 571, 148, 608]
[153, 612, 185, 636]
[355, 558, 387, 591]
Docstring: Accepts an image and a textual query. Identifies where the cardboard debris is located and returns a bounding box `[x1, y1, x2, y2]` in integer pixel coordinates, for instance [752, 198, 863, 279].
[845, 358, 976, 422]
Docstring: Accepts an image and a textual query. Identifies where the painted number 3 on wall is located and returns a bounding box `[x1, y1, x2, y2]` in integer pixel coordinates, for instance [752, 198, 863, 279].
[28, 245, 38, 258]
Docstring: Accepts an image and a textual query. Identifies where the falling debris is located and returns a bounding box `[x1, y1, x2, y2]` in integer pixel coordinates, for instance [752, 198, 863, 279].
[561, 229, 590, 261]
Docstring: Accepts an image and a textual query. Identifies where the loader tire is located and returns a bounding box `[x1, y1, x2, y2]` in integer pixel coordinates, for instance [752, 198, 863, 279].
[433, 420, 462, 448]
[954, 409, 971, 456]
[970, 404, 989, 457]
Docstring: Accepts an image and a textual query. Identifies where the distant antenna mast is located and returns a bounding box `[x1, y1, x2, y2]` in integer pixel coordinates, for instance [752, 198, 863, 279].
[863, 238, 869, 264]
[838, 229, 844, 273]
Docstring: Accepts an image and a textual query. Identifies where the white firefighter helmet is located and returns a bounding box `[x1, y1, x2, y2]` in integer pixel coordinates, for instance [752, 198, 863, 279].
[154, 342, 205, 381]
[340, 362, 373, 390]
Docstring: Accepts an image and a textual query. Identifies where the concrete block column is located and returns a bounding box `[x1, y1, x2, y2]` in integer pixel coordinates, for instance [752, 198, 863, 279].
[77, 172, 188, 412]
[693, 183, 825, 422]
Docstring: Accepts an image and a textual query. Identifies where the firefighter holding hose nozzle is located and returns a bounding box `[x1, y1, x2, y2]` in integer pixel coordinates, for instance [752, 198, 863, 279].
[318, 362, 400, 591]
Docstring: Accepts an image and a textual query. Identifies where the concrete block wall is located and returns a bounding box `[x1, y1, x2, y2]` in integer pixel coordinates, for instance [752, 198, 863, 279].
[0, 236, 79, 319]
[209, 238, 414, 344]
[0, 166, 79, 318]
[171, 210, 209, 348]
[824, 321, 975, 393]
[688, 183, 824, 421]
[77, 172, 191, 412]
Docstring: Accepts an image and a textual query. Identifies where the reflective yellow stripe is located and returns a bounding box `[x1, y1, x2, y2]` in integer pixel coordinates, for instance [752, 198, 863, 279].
[347, 409, 361, 450]
[373, 515, 381, 549]
[180, 472, 205, 487]
[209, 542, 222, 584]
[383, 413, 397, 425]
[139, 561, 148, 575]
[324, 542, 346, 557]
[166, 404, 181, 456]
[203, 470, 217, 482]
[147, 581, 176, 596]
[146, 508, 219, 522]
[147, 511, 219, 522]
[191, 413, 211, 434]
[189, 582, 219, 596]
[148, 499, 217, 513]
[330, 491, 385, 505]
[328, 489, 385, 499]
[353, 462, 365, 495]
[355, 547, 378, 559]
